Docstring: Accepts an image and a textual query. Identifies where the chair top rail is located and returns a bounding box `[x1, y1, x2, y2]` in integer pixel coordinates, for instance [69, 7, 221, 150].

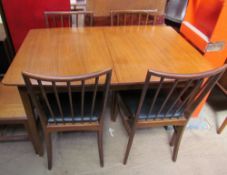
[148, 64, 227, 80]
[22, 68, 112, 82]
[44, 11, 94, 15]
[110, 9, 158, 14]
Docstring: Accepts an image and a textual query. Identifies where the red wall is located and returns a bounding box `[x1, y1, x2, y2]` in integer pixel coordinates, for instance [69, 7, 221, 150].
[184, 0, 224, 38]
[194, 0, 223, 37]
[2, 0, 70, 51]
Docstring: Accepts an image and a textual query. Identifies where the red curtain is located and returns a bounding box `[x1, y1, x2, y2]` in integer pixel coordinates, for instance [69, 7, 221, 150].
[2, 0, 70, 51]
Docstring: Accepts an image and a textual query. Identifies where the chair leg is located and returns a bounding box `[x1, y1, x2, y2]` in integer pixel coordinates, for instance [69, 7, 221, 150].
[111, 91, 118, 122]
[170, 131, 177, 147]
[44, 131, 52, 170]
[217, 118, 227, 134]
[97, 130, 104, 167]
[123, 130, 136, 165]
[23, 121, 39, 154]
[172, 126, 185, 162]
[169, 126, 177, 146]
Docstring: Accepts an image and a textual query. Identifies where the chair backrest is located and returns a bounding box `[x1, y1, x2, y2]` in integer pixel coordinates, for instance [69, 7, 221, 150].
[22, 69, 112, 126]
[110, 9, 158, 26]
[135, 65, 227, 121]
[44, 11, 94, 28]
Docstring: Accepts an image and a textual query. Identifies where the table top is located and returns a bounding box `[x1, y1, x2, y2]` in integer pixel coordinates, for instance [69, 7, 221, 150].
[3, 26, 213, 86]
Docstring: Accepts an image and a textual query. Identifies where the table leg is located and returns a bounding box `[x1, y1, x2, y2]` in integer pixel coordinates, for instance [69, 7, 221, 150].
[111, 91, 118, 121]
[18, 86, 44, 156]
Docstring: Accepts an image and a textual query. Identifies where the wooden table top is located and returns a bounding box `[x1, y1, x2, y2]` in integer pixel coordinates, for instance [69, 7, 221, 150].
[3, 26, 213, 86]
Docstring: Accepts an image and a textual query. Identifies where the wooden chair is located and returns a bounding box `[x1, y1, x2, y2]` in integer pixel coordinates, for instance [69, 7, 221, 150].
[217, 117, 227, 134]
[114, 65, 227, 164]
[110, 9, 158, 26]
[44, 11, 94, 28]
[0, 83, 33, 143]
[22, 69, 112, 170]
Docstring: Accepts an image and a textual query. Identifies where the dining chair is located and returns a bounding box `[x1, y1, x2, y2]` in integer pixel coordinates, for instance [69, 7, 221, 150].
[110, 9, 158, 26]
[217, 117, 227, 134]
[114, 65, 227, 164]
[44, 11, 94, 28]
[0, 83, 35, 145]
[22, 69, 112, 170]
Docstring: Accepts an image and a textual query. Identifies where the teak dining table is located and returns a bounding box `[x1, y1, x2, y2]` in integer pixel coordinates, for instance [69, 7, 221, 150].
[2, 25, 213, 156]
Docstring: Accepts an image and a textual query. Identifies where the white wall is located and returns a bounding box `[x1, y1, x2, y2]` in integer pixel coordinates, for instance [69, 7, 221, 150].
[70, 0, 76, 4]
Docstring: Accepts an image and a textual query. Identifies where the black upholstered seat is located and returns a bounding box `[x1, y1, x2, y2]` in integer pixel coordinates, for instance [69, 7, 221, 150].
[119, 89, 184, 120]
[42, 92, 104, 123]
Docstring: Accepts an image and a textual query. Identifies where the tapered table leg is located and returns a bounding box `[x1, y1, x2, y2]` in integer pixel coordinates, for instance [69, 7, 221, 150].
[111, 91, 118, 121]
[18, 86, 43, 156]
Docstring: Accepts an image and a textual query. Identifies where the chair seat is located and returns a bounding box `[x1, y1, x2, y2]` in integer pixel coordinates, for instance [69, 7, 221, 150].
[0, 83, 26, 120]
[43, 92, 103, 123]
[119, 90, 184, 120]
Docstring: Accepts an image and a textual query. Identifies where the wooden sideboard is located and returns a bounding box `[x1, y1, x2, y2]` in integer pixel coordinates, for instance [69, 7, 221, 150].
[86, 0, 167, 26]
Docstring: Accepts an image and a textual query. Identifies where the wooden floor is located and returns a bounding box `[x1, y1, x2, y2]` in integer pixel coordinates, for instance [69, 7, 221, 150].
[0, 87, 226, 175]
